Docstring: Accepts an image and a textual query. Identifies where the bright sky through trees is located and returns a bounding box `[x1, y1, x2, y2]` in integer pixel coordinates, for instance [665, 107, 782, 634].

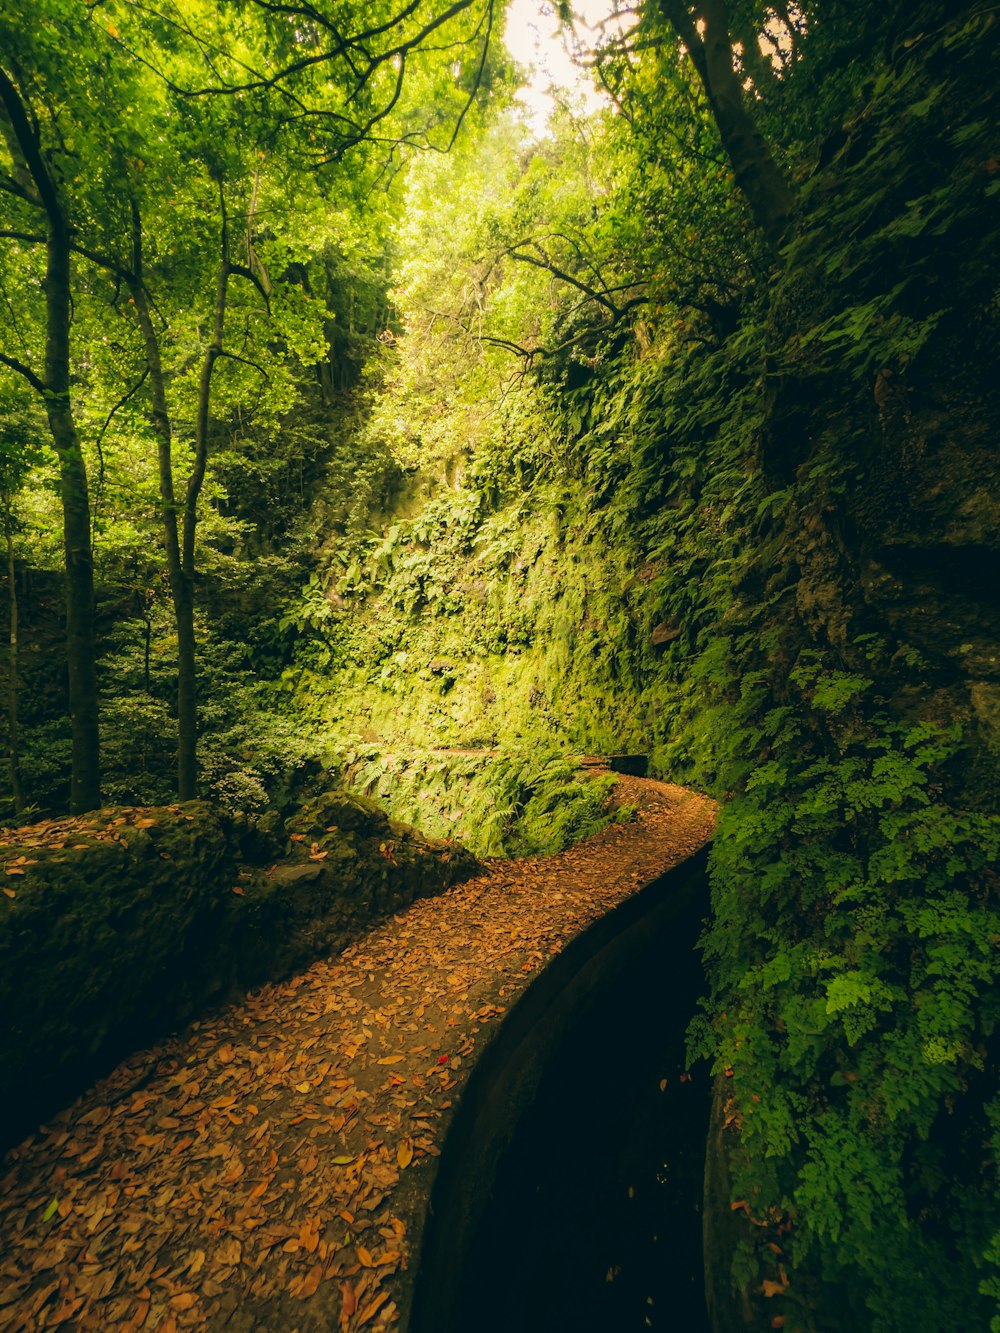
[503, 0, 630, 133]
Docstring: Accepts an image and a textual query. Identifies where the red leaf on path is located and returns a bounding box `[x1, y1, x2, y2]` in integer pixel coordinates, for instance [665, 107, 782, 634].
[437, 1054, 449, 1065]
[339, 1282, 358, 1316]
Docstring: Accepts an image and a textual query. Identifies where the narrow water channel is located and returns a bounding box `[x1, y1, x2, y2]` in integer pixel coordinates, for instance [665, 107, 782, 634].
[411, 859, 711, 1333]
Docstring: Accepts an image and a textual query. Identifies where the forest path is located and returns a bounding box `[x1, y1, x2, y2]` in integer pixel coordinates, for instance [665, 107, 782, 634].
[0, 777, 715, 1333]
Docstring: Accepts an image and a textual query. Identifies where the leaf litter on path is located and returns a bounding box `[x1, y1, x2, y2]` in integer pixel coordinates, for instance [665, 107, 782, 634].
[0, 778, 714, 1332]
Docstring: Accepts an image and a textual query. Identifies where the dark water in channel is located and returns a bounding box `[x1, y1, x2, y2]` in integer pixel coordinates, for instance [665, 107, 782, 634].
[451, 902, 711, 1333]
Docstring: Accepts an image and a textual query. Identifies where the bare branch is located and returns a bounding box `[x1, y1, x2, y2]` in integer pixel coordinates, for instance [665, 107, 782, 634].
[91, 367, 151, 538]
[0, 351, 44, 394]
[216, 348, 269, 378]
[229, 262, 271, 312]
[0, 228, 44, 244]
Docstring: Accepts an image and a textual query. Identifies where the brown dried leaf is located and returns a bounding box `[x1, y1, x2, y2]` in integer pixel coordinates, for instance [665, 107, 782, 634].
[217, 1238, 242, 1267]
[357, 1289, 390, 1325]
[297, 1263, 323, 1299]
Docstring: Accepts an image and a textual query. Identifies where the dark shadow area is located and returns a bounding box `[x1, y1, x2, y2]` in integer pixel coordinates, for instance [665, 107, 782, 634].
[409, 851, 711, 1333]
[453, 898, 710, 1332]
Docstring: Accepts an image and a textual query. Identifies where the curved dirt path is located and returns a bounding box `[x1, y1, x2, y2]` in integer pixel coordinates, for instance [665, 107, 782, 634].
[0, 779, 714, 1333]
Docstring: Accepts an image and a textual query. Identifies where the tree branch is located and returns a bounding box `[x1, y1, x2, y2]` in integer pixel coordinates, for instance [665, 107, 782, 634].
[0, 351, 45, 394]
[0, 228, 45, 244]
[229, 262, 271, 312]
[216, 348, 269, 378]
[91, 367, 151, 538]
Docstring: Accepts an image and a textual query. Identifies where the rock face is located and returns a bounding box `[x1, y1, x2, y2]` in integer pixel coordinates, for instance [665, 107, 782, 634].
[0, 793, 477, 1150]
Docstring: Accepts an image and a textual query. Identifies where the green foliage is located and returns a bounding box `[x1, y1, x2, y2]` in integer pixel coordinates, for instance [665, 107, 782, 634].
[340, 743, 618, 858]
[270, 10, 1000, 1325]
[2, 1, 999, 1326]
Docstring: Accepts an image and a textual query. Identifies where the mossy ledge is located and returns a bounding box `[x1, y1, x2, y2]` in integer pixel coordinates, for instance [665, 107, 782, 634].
[0, 792, 476, 1151]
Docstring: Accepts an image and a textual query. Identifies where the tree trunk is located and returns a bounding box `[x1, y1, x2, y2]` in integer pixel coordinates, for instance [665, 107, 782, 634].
[177, 189, 230, 800]
[661, 0, 795, 250]
[129, 204, 199, 800]
[3, 498, 24, 815]
[0, 66, 101, 812]
[130, 189, 231, 801]
[46, 221, 101, 813]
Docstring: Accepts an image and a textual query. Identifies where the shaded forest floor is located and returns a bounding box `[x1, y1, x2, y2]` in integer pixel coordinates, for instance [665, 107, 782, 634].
[0, 777, 715, 1333]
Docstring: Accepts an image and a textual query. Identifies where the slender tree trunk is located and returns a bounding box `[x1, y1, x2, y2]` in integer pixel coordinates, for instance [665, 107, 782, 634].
[129, 203, 199, 800]
[3, 498, 24, 815]
[661, 0, 795, 250]
[177, 187, 230, 799]
[130, 189, 232, 801]
[185, 206, 229, 574]
[0, 67, 100, 812]
[46, 221, 101, 812]
[142, 612, 152, 695]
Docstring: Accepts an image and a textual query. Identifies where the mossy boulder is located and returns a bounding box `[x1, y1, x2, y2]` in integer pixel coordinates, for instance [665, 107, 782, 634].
[0, 792, 478, 1150]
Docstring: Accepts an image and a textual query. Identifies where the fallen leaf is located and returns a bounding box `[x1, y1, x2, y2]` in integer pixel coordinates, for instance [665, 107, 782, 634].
[357, 1290, 390, 1325]
[49, 1294, 86, 1325]
[217, 1237, 242, 1266]
[397, 1141, 413, 1169]
[297, 1263, 322, 1299]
